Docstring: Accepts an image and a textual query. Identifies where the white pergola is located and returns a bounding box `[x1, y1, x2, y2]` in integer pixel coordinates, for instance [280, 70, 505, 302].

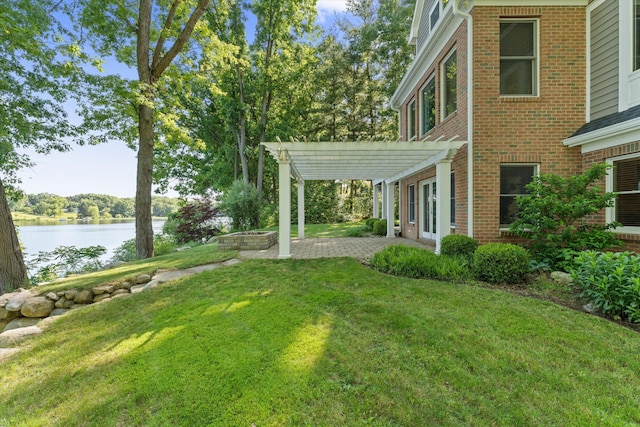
[262, 138, 466, 258]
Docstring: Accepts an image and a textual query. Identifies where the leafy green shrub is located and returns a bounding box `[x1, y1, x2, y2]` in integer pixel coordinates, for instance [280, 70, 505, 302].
[364, 218, 377, 231]
[346, 227, 365, 237]
[153, 234, 178, 256]
[111, 234, 177, 263]
[219, 180, 261, 231]
[440, 234, 478, 258]
[372, 219, 387, 236]
[473, 243, 530, 284]
[571, 251, 640, 322]
[371, 245, 471, 281]
[510, 163, 620, 270]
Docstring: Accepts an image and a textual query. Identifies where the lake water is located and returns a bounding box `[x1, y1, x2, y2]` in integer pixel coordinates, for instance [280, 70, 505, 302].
[16, 220, 166, 263]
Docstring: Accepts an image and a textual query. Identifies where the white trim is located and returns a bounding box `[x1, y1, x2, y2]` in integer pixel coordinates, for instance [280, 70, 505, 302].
[408, 184, 416, 224]
[419, 177, 437, 241]
[563, 115, 640, 153]
[474, 0, 587, 5]
[409, 0, 426, 45]
[606, 153, 640, 234]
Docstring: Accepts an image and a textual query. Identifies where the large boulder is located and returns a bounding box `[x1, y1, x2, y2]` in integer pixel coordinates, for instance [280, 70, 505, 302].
[0, 326, 43, 348]
[0, 306, 20, 320]
[5, 290, 34, 312]
[92, 284, 115, 295]
[74, 289, 94, 304]
[20, 297, 54, 318]
[135, 274, 152, 284]
[3, 318, 41, 332]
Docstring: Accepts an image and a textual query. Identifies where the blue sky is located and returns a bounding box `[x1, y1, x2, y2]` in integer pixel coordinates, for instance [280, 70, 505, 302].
[17, 0, 349, 198]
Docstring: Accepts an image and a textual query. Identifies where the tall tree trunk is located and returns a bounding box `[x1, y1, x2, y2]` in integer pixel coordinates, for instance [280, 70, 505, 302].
[135, 101, 155, 259]
[0, 178, 28, 294]
[236, 63, 249, 184]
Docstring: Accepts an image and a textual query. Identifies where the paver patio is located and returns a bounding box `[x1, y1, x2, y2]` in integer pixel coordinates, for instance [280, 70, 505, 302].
[238, 237, 431, 260]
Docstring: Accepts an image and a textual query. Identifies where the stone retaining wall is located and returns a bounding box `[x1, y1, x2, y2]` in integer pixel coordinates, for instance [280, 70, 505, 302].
[218, 231, 277, 250]
[0, 273, 152, 333]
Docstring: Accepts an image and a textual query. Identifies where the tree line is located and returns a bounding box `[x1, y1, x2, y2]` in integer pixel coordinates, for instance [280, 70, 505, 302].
[1, 0, 415, 293]
[10, 193, 179, 219]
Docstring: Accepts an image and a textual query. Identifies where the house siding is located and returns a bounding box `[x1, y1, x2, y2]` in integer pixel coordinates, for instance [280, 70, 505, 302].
[417, 0, 438, 48]
[590, 0, 619, 120]
[472, 6, 585, 244]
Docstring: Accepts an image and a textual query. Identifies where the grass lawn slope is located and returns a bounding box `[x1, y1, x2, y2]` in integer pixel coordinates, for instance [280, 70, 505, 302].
[1, 258, 639, 426]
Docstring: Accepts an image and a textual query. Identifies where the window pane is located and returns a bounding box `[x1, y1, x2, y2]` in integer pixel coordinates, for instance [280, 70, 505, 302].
[500, 195, 519, 226]
[500, 59, 534, 95]
[450, 173, 455, 226]
[616, 194, 640, 226]
[614, 157, 640, 192]
[409, 185, 415, 223]
[444, 52, 457, 117]
[409, 101, 416, 138]
[421, 80, 436, 133]
[430, 5, 440, 29]
[500, 22, 534, 56]
[500, 165, 535, 194]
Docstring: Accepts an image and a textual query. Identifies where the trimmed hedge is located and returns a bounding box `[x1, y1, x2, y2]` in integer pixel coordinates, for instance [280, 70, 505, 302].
[473, 243, 530, 284]
[372, 219, 387, 236]
[371, 245, 471, 282]
[440, 235, 478, 258]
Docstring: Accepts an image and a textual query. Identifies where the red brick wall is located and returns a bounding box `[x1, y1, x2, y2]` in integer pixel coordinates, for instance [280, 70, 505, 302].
[472, 6, 585, 243]
[583, 142, 640, 253]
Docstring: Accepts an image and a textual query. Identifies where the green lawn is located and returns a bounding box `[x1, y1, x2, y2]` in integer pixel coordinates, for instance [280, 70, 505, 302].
[2, 257, 640, 426]
[262, 220, 368, 238]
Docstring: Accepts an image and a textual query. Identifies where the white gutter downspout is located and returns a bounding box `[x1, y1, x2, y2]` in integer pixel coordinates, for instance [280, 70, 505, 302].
[452, 0, 474, 238]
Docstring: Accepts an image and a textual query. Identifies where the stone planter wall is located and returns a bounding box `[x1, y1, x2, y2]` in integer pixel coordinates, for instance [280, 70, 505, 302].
[218, 231, 277, 250]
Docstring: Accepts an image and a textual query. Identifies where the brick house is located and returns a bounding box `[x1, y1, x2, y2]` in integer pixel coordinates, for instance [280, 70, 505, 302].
[389, 0, 640, 252]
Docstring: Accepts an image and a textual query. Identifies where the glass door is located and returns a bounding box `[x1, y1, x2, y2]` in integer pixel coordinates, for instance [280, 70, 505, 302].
[420, 178, 437, 240]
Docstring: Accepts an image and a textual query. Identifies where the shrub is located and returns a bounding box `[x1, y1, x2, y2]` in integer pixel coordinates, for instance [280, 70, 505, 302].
[473, 243, 530, 284]
[440, 234, 478, 258]
[172, 198, 221, 244]
[28, 245, 107, 284]
[346, 227, 365, 237]
[510, 163, 620, 270]
[372, 219, 387, 236]
[364, 218, 377, 231]
[571, 251, 640, 323]
[110, 234, 178, 263]
[219, 180, 261, 231]
[371, 245, 471, 282]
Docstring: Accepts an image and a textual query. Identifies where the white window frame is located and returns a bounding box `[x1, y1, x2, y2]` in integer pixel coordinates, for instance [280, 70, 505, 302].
[499, 163, 539, 229]
[607, 153, 640, 234]
[408, 99, 417, 141]
[440, 49, 457, 120]
[408, 184, 416, 224]
[419, 76, 436, 136]
[499, 19, 540, 97]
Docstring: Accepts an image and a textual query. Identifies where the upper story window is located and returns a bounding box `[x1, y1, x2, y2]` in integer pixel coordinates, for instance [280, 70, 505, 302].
[429, 0, 450, 32]
[635, 0, 640, 71]
[442, 50, 457, 118]
[420, 78, 436, 135]
[408, 99, 417, 140]
[500, 20, 538, 96]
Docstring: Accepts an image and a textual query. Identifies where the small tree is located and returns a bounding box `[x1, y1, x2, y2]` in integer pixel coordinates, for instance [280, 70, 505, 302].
[219, 180, 260, 231]
[171, 199, 221, 244]
[510, 163, 620, 269]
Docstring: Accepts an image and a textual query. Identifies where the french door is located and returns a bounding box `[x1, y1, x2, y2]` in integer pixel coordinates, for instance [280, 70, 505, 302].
[420, 178, 437, 240]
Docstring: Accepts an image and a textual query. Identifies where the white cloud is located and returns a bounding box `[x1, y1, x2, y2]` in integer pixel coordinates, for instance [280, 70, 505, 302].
[317, 0, 349, 13]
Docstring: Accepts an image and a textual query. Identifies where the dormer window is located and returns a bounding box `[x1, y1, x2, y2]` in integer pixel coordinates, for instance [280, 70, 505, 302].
[429, 0, 450, 32]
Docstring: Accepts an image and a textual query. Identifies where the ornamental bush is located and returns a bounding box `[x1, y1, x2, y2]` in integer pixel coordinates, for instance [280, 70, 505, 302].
[571, 251, 640, 323]
[364, 218, 378, 231]
[440, 234, 478, 259]
[372, 219, 387, 236]
[509, 163, 620, 270]
[473, 243, 530, 284]
[371, 245, 471, 282]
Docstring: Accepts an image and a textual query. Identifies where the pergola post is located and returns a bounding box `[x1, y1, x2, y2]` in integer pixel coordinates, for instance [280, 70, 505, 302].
[381, 184, 388, 220]
[278, 152, 292, 259]
[373, 183, 380, 218]
[385, 181, 395, 238]
[435, 159, 452, 254]
[297, 180, 305, 239]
